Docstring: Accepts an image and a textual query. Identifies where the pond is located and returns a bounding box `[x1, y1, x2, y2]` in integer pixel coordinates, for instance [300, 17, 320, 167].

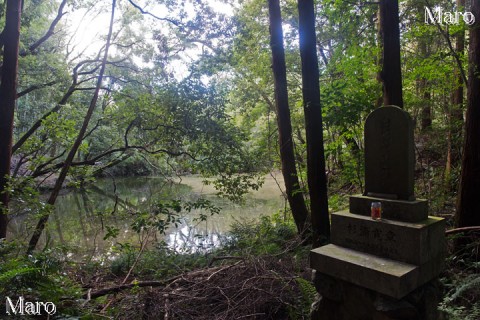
[8, 173, 286, 259]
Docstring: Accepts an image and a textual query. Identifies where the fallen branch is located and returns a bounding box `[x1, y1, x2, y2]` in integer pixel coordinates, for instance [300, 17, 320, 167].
[446, 226, 480, 235]
[83, 280, 171, 300]
[83, 265, 232, 300]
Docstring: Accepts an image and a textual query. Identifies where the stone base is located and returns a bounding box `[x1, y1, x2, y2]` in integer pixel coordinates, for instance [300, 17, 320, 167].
[349, 195, 428, 222]
[310, 244, 444, 299]
[310, 271, 443, 320]
[330, 211, 446, 265]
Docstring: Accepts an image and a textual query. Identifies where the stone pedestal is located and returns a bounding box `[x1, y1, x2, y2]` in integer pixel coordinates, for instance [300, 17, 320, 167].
[310, 196, 446, 319]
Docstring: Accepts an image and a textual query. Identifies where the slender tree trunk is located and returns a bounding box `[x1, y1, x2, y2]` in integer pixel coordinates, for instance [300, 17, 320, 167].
[412, 1, 432, 131]
[456, 0, 480, 231]
[27, 0, 117, 253]
[447, 0, 466, 181]
[378, 0, 403, 108]
[268, 0, 310, 235]
[0, 0, 22, 239]
[297, 0, 330, 245]
[453, 0, 466, 117]
[419, 78, 432, 131]
[418, 33, 432, 131]
[375, 7, 384, 108]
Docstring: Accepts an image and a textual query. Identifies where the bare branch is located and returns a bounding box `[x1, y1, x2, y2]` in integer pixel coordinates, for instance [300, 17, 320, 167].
[31, 144, 200, 177]
[20, 0, 68, 56]
[446, 226, 480, 235]
[13, 56, 119, 153]
[17, 80, 57, 98]
[126, 0, 183, 27]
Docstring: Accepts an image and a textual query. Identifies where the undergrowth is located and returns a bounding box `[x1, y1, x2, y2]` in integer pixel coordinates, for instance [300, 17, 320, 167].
[2, 213, 479, 319]
[0, 213, 314, 318]
[0, 240, 82, 318]
[439, 235, 480, 320]
[76, 213, 314, 319]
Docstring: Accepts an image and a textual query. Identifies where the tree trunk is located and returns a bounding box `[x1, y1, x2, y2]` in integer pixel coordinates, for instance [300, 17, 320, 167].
[267, 0, 310, 235]
[297, 0, 330, 245]
[447, 0, 466, 180]
[456, 0, 480, 231]
[375, 6, 384, 108]
[27, 0, 117, 253]
[417, 31, 432, 131]
[419, 78, 432, 131]
[0, 0, 22, 239]
[453, 0, 466, 118]
[410, 0, 431, 131]
[378, 0, 403, 108]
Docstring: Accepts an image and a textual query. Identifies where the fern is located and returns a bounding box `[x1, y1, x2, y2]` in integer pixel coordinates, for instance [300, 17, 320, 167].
[450, 274, 480, 302]
[0, 266, 40, 286]
[440, 273, 480, 320]
[294, 277, 317, 319]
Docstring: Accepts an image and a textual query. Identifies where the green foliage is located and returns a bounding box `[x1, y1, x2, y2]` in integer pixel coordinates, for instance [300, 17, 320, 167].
[10, 0, 263, 207]
[103, 225, 120, 241]
[223, 213, 301, 256]
[204, 172, 264, 203]
[448, 274, 480, 302]
[135, 248, 208, 279]
[292, 277, 317, 320]
[440, 272, 480, 320]
[131, 200, 183, 234]
[100, 152, 159, 177]
[2, 176, 47, 216]
[110, 242, 136, 276]
[0, 265, 40, 286]
[439, 236, 480, 320]
[0, 242, 82, 316]
[328, 193, 348, 212]
[130, 198, 220, 236]
[109, 240, 208, 279]
[185, 197, 221, 222]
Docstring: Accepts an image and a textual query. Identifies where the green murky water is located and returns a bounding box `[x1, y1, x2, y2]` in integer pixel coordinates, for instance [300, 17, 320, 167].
[9, 174, 285, 259]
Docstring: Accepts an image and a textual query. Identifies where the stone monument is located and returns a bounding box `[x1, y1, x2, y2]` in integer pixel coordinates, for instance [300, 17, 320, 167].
[310, 106, 446, 320]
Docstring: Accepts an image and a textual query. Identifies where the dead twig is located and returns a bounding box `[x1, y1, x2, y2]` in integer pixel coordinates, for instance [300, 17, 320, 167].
[206, 260, 244, 281]
[208, 255, 244, 267]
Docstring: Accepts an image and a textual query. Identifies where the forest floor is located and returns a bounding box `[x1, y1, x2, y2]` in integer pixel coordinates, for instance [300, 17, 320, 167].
[70, 216, 480, 320]
[78, 254, 313, 319]
[71, 215, 315, 319]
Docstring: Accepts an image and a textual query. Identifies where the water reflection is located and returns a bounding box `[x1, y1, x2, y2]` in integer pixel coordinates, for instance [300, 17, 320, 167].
[10, 175, 285, 258]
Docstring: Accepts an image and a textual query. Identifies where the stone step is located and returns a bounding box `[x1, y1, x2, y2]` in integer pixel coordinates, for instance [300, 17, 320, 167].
[330, 211, 446, 265]
[310, 244, 443, 299]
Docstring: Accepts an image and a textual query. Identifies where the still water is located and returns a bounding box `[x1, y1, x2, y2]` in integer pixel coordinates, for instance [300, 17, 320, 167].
[9, 174, 285, 259]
